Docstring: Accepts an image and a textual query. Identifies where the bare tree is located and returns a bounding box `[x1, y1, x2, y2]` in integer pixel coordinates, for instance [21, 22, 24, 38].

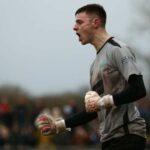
[127, 0, 150, 96]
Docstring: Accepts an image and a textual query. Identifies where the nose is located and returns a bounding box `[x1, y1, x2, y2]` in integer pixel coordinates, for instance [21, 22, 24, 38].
[73, 24, 78, 31]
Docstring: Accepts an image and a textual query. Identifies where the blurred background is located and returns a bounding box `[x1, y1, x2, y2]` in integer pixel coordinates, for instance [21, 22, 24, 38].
[0, 0, 150, 149]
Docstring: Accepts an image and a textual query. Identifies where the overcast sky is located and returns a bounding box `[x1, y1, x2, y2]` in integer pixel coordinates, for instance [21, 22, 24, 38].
[0, 0, 140, 96]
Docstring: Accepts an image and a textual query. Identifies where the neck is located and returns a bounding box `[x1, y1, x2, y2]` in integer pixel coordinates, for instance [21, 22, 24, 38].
[91, 29, 111, 52]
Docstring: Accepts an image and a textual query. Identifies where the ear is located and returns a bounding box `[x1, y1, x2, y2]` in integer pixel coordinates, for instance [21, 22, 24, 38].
[92, 18, 101, 28]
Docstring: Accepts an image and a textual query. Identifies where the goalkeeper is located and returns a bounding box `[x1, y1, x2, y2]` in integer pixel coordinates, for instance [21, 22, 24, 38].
[35, 4, 147, 150]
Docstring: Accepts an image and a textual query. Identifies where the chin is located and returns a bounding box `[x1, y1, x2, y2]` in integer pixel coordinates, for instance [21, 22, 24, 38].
[81, 41, 88, 45]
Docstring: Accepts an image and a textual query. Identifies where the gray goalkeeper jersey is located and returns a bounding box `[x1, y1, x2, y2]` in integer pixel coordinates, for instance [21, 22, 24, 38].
[90, 37, 146, 142]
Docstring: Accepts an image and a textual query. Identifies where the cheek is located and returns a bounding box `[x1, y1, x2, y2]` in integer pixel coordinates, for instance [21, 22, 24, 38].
[80, 25, 93, 42]
[84, 25, 93, 35]
[84, 30, 93, 41]
[81, 26, 90, 35]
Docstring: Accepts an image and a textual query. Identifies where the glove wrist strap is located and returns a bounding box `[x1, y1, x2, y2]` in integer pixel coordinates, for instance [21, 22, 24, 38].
[97, 94, 115, 108]
[55, 119, 71, 134]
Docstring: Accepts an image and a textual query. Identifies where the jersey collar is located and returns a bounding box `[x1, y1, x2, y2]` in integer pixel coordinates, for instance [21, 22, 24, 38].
[97, 37, 114, 54]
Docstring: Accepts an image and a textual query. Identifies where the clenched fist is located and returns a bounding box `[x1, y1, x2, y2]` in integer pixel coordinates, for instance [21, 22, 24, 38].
[35, 111, 70, 136]
[84, 91, 115, 112]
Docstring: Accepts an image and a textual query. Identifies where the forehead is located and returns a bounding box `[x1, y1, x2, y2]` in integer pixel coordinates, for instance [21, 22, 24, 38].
[75, 12, 91, 21]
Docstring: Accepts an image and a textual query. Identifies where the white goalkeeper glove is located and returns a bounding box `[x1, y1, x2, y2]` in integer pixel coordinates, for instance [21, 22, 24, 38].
[85, 91, 115, 112]
[35, 111, 70, 136]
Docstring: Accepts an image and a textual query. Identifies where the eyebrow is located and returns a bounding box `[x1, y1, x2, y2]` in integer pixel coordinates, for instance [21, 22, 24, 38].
[75, 19, 83, 24]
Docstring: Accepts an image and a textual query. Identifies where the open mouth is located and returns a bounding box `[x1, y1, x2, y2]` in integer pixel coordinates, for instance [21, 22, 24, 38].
[76, 33, 82, 41]
[76, 33, 80, 37]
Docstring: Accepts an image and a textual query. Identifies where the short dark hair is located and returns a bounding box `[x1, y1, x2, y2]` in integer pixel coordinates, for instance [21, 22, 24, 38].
[75, 4, 106, 27]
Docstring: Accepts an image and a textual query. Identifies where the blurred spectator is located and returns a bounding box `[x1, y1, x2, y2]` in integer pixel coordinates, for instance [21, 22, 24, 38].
[0, 124, 10, 146]
[37, 133, 56, 150]
[8, 123, 20, 147]
[88, 120, 100, 145]
[51, 106, 63, 118]
[13, 96, 29, 128]
[0, 93, 149, 149]
[63, 99, 77, 118]
[30, 99, 47, 127]
[0, 96, 12, 127]
[72, 126, 90, 146]
[19, 125, 37, 146]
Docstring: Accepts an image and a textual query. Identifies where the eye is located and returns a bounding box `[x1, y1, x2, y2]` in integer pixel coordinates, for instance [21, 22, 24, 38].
[76, 20, 83, 25]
